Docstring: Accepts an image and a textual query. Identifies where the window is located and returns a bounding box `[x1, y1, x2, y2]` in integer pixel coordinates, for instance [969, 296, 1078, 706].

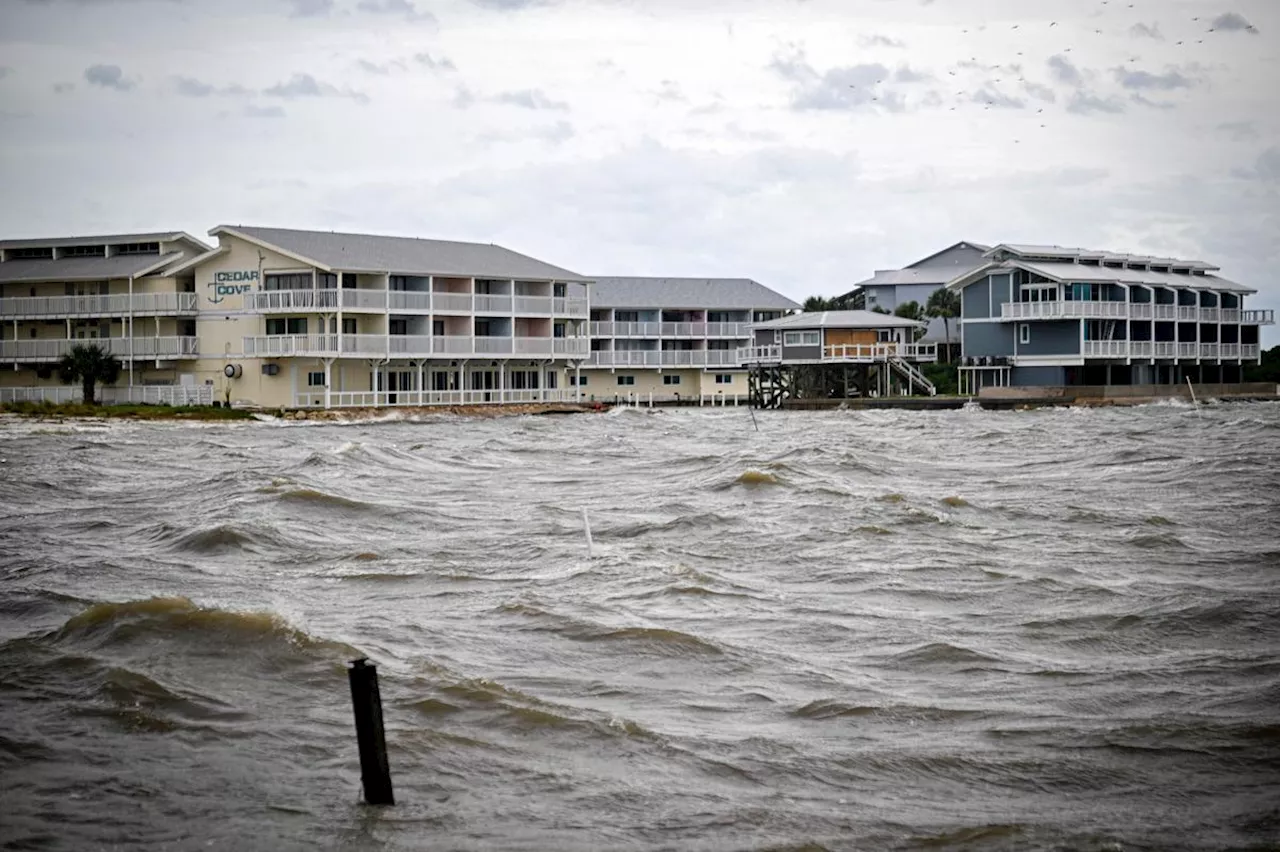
[715, 374, 733, 384]
[617, 375, 635, 386]
[570, 375, 588, 386]
[1019, 324, 1030, 345]
[10, 247, 54, 259]
[265, 273, 309, 291]
[615, 311, 639, 322]
[62, 245, 105, 258]
[110, 242, 159, 255]
[307, 371, 325, 387]
[663, 375, 681, 385]
[553, 282, 567, 298]
[783, 330, 821, 346]
[266, 318, 285, 335]
[390, 319, 408, 336]
[266, 318, 307, 335]
[432, 320, 444, 336]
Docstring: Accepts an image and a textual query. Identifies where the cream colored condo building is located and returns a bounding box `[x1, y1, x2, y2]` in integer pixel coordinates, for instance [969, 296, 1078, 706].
[583, 277, 799, 404]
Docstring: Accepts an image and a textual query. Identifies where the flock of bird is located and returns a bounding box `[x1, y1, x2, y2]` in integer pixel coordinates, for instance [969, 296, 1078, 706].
[844, 1, 1261, 143]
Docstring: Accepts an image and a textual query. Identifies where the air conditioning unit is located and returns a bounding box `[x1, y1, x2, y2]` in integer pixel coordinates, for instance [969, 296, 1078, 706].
[261, 363, 280, 376]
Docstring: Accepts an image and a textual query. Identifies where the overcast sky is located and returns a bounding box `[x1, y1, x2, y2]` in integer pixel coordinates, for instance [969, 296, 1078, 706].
[0, 0, 1276, 335]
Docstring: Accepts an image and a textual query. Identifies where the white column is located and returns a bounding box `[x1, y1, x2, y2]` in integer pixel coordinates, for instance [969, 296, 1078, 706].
[499, 361, 506, 403]
[323, 358, 333, 409]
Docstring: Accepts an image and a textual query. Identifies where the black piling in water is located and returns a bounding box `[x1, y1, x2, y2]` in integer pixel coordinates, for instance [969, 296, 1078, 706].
[348, 657, 395, 806]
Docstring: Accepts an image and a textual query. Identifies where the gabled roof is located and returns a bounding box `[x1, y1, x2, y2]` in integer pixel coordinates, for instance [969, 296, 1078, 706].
[849, 241, 990, 289]
[211, 225, 588, 282]
[753, 310, 924, 330]
[589, 276, 799, 310]
[906, 240, 992, 268]
[0, 232, 211, 252]
[0, 253, 185, 284]
[945, 260, 1254, 294]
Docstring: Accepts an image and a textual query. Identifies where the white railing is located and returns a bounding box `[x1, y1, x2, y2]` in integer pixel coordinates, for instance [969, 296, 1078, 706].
[0, 336, 198, 361]
[298, 388, 580, 408]
[433, 293, 473, 313]
[1129, 341, 1153, 358]
[823, 343, 938, 362]
[341, 290, 387, 310]
[706, 322, 751, 337]
[251, 290, 339, 311]
[1221, 309, 1241, 324]
[475, 337, 514, 354]
[1083, 340, 1129, 358]
[1242, 344, 1260, 359]
[432, 336, 474, 354]
[704, 349, 742, 366]
[1200, 308, 1220, 323]
[590, 321, 662, 337]
[660, 322, 709, 337]
[738, 345, 782, 363]
[1177, 342, 1198, 358]
[514, 296, 552, 314]
[1130, 304, 1153, 320]
[1177, 306, 1199, 321]
[558, 297, 589, 317]
[1199, 343, 1219, 358]
[1243, 309, 1275, 324]
[587, 351, 663, 367]
[0, 384, 213, 406]
[1219, 343, 1240, 358]
[554, 338, 590, 357]
[387, 335, 434, 356]
[1153, 304, 1177, 320]
[340, 334, 388, 355]
[1001, 301, 1129, 320]
[243, 334, 339, 356]
[1153, 342, 1177, 358]
[475, 295, 513, 313]
[389, 291, 432, 311]
[0, 292, 199, 318]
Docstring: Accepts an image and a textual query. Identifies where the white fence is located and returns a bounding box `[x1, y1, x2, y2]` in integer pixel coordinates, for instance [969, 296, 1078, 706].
[0, 337, 198, 362]
[0, 292, 198, 319]
[0, 384, 214, 406]
[1000, 302, 1274, 324]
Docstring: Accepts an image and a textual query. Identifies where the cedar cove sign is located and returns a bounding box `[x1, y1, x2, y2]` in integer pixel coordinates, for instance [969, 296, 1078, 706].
[206, 270, 260, 304]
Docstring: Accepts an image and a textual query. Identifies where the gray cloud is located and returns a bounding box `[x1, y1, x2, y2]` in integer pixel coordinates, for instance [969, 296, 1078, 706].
[893, 65, 930, 83]
[1211, 12, 1258, 33]
[173, 76, 251, 97]
[480, 119, 574, 145]
[1047, 55, 1083, 87]
[1129, 22, 1163, 40]
[356, 0, 435, 21]
[290, 0, 332, 16]
[492, 89, 568, 110]
[468, 0, 550, 8]
[0, 67, 11, 80]
[1219, 121, 1257, 141]
[1066, 91, 1125, 115]
[1023, 82, 1056, 102]
[264, 73, 368, 103]
[972, 88, 1024, 110]
[355, 59, 407, 75]
[768, 47, 918, 112]
[413, 52, 456, 72]
[1113, 67, 1194, 91]
[52, 82, 74, 94]
[1231, 147, 1280, 182]
[656, 80, 685, 102]
[1131, 93, 1176, 110]
[84, 64, 134, 91]
[858, 34, 905, 48]
[244, 104, 286, 119]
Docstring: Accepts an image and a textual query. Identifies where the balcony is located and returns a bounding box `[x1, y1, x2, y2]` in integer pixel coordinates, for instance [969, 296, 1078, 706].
[0, 292, 198, 319]
[241, 334, 589, 359]
[389, 291, 433, 311]
[0, 336, 198, 362]
[999, 302, 1266, 324]
[736, 343, 937, 364]
[249, 289, 391, 312]
[1080, 341, 1258, 360]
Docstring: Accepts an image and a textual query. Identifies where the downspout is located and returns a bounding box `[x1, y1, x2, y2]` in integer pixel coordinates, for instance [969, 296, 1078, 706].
[127, 274, 134, 387]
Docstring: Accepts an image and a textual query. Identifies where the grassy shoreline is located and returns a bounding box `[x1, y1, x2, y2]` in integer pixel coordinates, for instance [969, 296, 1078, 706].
[0, 401, 256, 421]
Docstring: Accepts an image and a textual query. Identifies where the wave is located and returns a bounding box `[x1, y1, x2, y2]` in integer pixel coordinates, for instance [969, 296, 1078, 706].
[274, 487, 382, 512]
[603, 513, 735, 539]
[48, 596, 362, 660]
[494, 602, 725, 656]
[888, 642, 1004, 667]
[791, 699, 988, 722]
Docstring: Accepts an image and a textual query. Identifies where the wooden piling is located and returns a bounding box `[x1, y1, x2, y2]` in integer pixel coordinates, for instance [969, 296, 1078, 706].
[348, 658, 395, 806]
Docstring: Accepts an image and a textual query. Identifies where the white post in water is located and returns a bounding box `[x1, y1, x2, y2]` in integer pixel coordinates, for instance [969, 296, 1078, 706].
[581, 507, 594, 559]
[1186, 377, 1198, 406]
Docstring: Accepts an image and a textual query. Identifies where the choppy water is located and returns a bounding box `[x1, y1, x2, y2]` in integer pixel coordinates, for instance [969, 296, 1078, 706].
[2, 402, 1279, 852]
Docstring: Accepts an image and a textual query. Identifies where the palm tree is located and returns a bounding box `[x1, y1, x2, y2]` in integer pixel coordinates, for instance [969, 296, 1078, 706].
[894, 301, 927, 342]
[925, 287, 962, 362]
[57, 343, 121, 405]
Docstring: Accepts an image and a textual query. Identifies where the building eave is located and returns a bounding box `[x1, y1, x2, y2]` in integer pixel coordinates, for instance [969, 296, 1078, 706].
[209, 225, 332, 272]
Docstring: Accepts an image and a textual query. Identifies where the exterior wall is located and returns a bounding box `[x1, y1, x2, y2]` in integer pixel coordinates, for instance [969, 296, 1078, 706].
[1010, 366, 1065, 386]
[1017, 320, 1081, 356]
[990, 273, 1012, 308]
[576, 368, 748, 401]
[962, 320, 1014, 357]
[961, 279, 991, 320]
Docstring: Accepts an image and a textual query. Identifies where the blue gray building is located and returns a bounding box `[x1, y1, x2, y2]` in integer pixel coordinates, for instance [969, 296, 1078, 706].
[949, 243, 1275, 391]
